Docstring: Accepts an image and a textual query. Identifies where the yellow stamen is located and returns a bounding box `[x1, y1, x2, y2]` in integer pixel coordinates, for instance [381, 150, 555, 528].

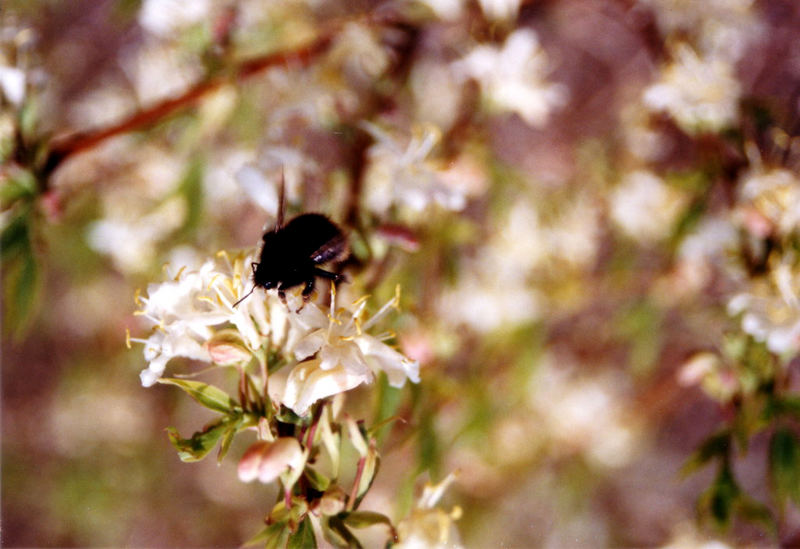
[173, 265, 187, 281]
[125, 328, 132, 349]
[133, 288, 143, 306]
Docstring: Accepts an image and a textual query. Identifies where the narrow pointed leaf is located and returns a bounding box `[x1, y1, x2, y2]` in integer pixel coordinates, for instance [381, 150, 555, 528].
[159, 378, 239, 413]
[288, 517, 317, 549]
[341, 510, 394, 530]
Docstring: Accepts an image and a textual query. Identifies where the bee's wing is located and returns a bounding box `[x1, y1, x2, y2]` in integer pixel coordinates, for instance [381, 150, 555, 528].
[310, 233, 347, 264]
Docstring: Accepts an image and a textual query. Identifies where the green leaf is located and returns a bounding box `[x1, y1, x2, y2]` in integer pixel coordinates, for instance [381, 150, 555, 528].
[1, 208, 31, 262]
[166, 417, 234, 462]
[737, 497, 776, 536]
[771, 396, 800, 420]
[217, 417, 241, 464]
[702, 464, 740, 530]
[288, 517, 317, 549]
[158, 378, 239, 413]
[323, 516, 363, 549]
[769, 427, 800, 507]
[681, 430, 731, 476]
[341, 510, 394, 530]
[3, 233, 40, 339]
[242, 522, 289, 549]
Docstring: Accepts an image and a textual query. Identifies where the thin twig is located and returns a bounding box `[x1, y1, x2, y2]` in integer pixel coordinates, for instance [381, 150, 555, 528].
[42, 33, 335, 179]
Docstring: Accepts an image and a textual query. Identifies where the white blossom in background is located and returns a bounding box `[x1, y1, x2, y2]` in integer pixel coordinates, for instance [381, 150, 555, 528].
[262, 67, 347, 131]
[610, 170, 687, 243]
[452, 29, 567, 127]
[672, 216, 739, 294]
[283, 289, 420, 415]
[122, 42, 203, 106]
[415, 0, 464, 20]
[87, 197, 186, 274]
[328, 23, 391, 84]
[138, 0, 211, 37]
[395, 473, 463, 549]
[235, 145, 319, 215]
[362, 122, 467, 215]
[132, 252, 280, 386]
[639, 0, 759, 62]
[529, 357, 638, 468]
[438, 195, 600, 332]
[728, 258, 800, 355]
[477, 0, 522, 21]
[738, 167, 800, 238]
[643, 44, 740, 134]
[0, 65, 25, 105]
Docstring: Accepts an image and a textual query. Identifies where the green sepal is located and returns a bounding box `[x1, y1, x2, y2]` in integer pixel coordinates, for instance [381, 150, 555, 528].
[354, 441, 379, 507]
[158, 378, 240, 413]
[288, 517, 317, 549]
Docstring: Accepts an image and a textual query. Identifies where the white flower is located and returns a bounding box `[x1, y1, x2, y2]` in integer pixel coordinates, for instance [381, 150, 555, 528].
[132, 252, 279, 386]
[640, 0, 759, 62]
[235, 146, 319, 215]
[87, 197, 186, 274]
[452, 29, 567, 127]
[610, 170, 687, 243]
[283, 290, 420, 415]
[0, 65, 25, 106]
[477, 0, 522, 20]
[643, 44, 740, 134]
[728, 259, 800, 355]
[415, 0, 465, 20]
[738, 167, 800, 237]
[138, 0, 210, 37]
[362, 122, 467, 215]
[329, 23, 390, 84]
[395, 473, 463, 549]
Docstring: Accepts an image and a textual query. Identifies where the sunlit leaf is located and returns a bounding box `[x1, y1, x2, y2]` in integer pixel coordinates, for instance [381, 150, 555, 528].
[287, 517, 317, 549]
[158, 378, 240, 413]
[769, 427, 800, 508]
[166, 417, 237, 462]
[341, 510, 394, 530]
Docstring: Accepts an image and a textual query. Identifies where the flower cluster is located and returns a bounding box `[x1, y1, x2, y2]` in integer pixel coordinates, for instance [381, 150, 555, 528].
[132, 252, 419, 415]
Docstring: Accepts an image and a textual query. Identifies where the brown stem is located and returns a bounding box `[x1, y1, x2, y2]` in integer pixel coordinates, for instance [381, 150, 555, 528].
[42, 32, 335, 179]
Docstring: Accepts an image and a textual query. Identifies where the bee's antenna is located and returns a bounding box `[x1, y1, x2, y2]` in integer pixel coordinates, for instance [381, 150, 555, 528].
[276, 167, 286, 230]
[232, 286, 256, 308]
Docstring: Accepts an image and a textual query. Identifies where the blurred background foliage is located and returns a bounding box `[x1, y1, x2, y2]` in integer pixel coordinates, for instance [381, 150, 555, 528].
[5, 0, 800, 546]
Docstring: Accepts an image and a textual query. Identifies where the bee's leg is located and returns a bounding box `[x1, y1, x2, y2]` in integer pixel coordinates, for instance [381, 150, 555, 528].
[314, 268, 346, 284]
[278, 287, 287, 303]
[302, 279, 315, 300]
